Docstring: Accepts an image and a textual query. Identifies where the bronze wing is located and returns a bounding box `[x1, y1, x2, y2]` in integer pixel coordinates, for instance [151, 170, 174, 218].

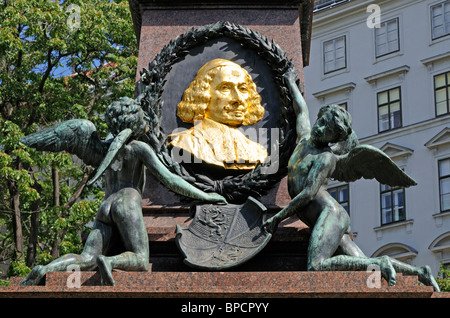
[20, 119, 108, 167]
[331, 144, 417, 187]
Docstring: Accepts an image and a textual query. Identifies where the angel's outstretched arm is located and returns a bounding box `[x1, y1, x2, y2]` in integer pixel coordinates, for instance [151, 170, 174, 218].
[284, 71, 311, 139]
[130, 140, 227, 204]
[264, 153, 335, 232]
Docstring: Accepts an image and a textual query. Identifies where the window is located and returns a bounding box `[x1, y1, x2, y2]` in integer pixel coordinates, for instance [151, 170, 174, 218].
[323, 36, 346, 74]
[380, 184, 405, 225]
[328, 184, 349, 214]
[435, 71, 450, 116]
[431, 1, 450, 39]
[375, 18, 400, 57]
[377, 87, 402, 132]
[439, 158, 450, 212]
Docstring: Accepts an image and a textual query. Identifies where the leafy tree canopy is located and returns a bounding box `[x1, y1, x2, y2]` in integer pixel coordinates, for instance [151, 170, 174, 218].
[0, 0, 138, 282]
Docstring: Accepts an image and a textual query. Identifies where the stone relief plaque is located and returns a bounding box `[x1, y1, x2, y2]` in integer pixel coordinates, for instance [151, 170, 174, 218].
[176, 197, 271, 270]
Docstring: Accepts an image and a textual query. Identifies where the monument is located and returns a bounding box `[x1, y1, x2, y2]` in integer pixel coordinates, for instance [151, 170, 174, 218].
[1, 0, 442, 297]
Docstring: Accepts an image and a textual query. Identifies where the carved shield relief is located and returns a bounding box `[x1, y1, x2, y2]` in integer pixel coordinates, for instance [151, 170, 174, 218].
[176, 196, 271, 270]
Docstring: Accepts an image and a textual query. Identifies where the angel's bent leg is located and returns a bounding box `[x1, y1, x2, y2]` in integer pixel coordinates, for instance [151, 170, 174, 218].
[336, 223, 439, 290]
[388, 258, 440, 291]
[337, 233, 366, 257]
[21, 221, 112, 286]
[97, 188, 149, 286]
[306, 197, 397, 286]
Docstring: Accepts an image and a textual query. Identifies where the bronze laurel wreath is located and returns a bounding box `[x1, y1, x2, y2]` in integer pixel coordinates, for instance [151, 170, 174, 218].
[137, 21, 298, 203]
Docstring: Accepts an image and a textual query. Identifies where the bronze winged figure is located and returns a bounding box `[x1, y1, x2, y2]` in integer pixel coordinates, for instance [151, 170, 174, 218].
[20, 97, 226, 286]
[264, 71, 439, 291]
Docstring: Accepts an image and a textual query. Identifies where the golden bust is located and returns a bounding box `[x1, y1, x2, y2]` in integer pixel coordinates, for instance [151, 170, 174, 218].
[170, 59, 268, 170]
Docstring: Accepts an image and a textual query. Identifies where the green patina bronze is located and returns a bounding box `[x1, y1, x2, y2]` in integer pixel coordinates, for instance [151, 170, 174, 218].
[19, 97, 226, 286]
[18, 22, 440, 291]
[264, 71, 440, 292]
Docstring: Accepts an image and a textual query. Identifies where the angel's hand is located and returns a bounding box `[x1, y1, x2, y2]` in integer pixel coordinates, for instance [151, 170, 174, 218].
[263, 214, 281, 234]
[204, 192, 227, 205]
[283, 69, 298, 84]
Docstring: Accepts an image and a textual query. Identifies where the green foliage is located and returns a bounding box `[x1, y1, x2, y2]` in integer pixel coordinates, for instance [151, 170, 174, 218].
[8, 260, 31, 277]
[436, 263, 450, 292]
[0, 0, 137, 277]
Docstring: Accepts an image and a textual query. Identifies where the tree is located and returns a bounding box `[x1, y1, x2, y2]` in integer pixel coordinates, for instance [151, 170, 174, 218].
[436, 263, 450, 292]
[0, 0, 138, 279]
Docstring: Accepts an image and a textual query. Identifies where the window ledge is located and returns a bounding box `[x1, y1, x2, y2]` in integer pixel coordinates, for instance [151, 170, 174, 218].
[432, 210, 450, 227]
[432, 210, 450, 219]
[429, 34, 450, 47]
[421, 51, 450, 67]
[373, 51, 404, 65]
[373, 219, 414, 233]
[364, 65, 410, 85]
[312, 82, 356, 100]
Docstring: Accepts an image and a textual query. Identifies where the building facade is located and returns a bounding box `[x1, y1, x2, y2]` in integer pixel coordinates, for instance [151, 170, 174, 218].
[303, 0, 450, 275]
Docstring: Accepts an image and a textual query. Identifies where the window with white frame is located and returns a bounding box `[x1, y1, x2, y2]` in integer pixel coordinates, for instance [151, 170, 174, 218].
[439, 158, 450, 212]
[327, 184, 349, 214]
[380, 184, 405, 225]
[431, 1, 450, 39]
[377, 87, 402, 132]
[323, 36, 346, 74]
[375, 18, 400, 57]
[435, 71, 450, 116]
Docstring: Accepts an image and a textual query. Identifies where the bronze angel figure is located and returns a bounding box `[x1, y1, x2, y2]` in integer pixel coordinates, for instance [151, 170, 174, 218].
[20, 97, 226, 286]
[264, 71, 439, 291]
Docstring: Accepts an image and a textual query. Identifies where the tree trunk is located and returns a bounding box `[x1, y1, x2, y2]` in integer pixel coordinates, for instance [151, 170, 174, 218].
[9, 182, 23, 261]
[52, 165, 60, 207]
[26, 179, 42, 268]
[50, 165, 61, 259]
[10, 158, 24, 261]
[50, 166, 91, 260]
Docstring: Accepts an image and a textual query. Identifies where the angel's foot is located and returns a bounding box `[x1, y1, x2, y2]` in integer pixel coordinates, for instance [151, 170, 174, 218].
[20, 265, 47, 286]
[97, 255, 115, 286]
[378, 256, 396, 286]
[418, 265, 440, 292]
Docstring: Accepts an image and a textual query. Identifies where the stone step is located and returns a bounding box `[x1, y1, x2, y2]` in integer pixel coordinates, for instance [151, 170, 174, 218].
[1, 271, 434, 298]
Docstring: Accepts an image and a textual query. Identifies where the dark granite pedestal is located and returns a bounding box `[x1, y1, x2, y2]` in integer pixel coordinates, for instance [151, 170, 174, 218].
[1, 213, 442, 299]
[2, 271, 435, 298]
[143, 206, 310, 272]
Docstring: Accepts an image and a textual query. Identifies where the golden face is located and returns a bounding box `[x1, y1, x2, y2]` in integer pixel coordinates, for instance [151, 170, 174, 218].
[176, 59, 264, 126]
[171, 59, 268, 170]
[206, 66, 250, 127]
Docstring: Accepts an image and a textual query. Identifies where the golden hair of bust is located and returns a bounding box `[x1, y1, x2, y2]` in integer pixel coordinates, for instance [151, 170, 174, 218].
[176, 59, 264, 126]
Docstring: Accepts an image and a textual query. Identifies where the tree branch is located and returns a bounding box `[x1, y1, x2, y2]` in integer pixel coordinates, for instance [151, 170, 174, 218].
[63, 167, 92, 210]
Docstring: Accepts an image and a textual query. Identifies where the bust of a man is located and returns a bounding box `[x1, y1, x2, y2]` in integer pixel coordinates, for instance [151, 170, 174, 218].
[170, 59, 268, 170]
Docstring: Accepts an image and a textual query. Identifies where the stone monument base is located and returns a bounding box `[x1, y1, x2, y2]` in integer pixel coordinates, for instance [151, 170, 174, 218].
[1, 270, 435, 298]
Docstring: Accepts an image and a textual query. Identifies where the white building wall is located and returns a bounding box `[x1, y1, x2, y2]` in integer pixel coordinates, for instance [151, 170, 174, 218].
[303, 0, 450, 275]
